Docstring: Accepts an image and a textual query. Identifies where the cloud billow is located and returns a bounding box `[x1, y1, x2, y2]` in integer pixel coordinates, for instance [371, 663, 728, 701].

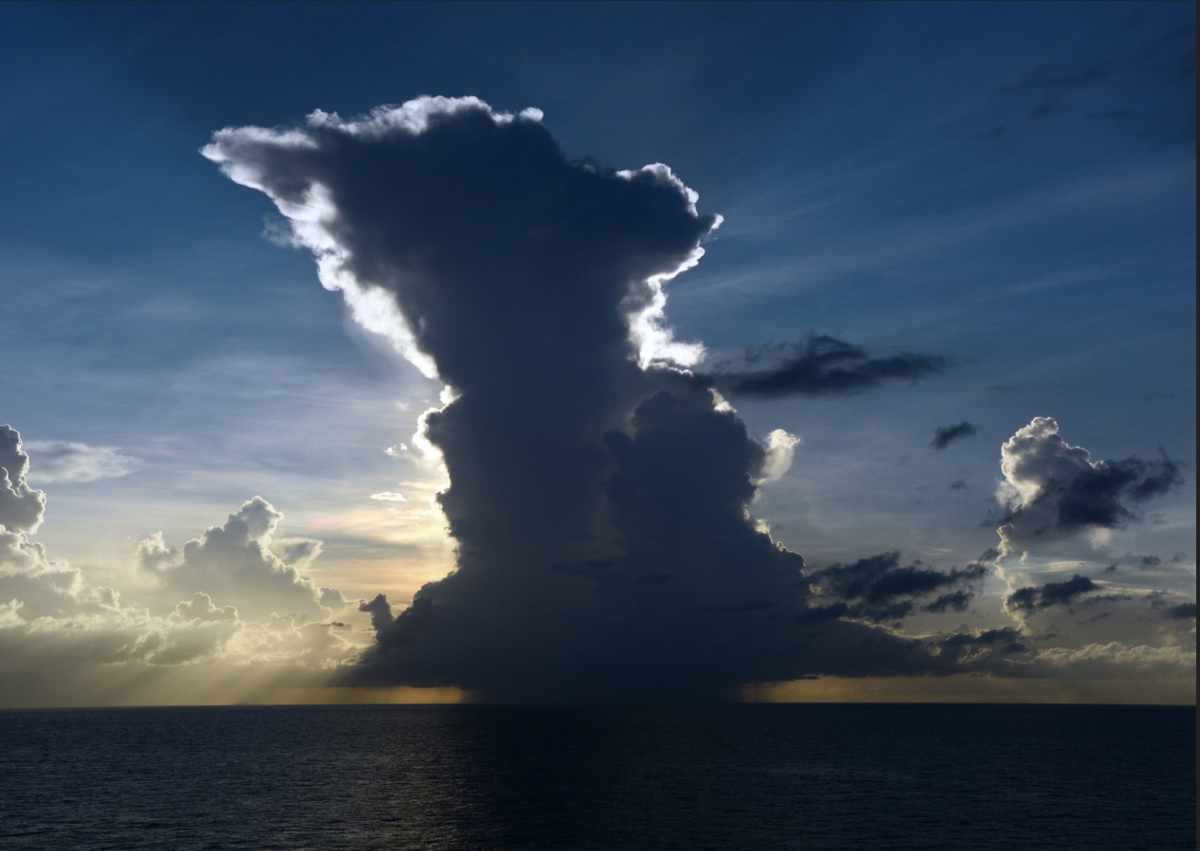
[1, 425, 47, 535]
[136, 497, 327, 621]
[206, 98, 979, 700]
[996, 417, 1183, 556]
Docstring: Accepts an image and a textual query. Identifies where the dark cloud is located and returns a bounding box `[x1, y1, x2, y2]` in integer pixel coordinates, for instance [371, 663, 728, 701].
[1005, 574, 1097, 614]
[935, 626, 1026, 655]
[924, 590, 973, 614]
[996, 418, 1183, 556]
[1165, 602, 1196, 620]
[806, 552, 989, 624]
[931, 422, 977, 450]
[699, 335, 945, 399]
[206, 98, 977, 700]
[1100, 551, 1191, 575]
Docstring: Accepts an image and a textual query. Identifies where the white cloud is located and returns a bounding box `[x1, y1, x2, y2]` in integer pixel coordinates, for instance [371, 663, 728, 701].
[755, 429, 801, 486]
[22, 440, 141, 483]
[1037, 642, 1195, 668]
[0, 428, 375, 705]
[996, 417, 1181, 558]
[0, 425, 46, 534]
[137, 497, 331, 620]
[369, 492, 407, 502]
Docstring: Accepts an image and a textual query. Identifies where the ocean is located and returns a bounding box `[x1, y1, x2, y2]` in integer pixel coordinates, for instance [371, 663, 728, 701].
[0, 704, 1193, 850]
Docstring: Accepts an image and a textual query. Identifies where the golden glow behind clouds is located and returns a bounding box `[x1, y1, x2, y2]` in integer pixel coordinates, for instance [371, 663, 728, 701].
[743, 675, 1197, 705]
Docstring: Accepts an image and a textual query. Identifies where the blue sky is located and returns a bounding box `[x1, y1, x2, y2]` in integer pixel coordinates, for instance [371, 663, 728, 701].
[0, 2, 1194, 704]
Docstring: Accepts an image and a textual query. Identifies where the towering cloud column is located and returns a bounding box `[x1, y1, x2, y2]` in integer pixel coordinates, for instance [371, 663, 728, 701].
[205, 98, 946, 699]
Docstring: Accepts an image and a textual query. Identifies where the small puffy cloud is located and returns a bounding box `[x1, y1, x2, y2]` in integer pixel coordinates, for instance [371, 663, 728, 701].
[996, 417, 1183, 557]
[369, 492, 408, 502]
[21, 440, 140, 483]
[754, 429, 800, 485]
[138, 497, 332, 620]
[931, 422, 977, 450]
[0, 425, 46, 534]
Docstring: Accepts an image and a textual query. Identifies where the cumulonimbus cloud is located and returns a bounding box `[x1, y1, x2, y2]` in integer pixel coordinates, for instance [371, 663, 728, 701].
[211, 98, 1176, 700]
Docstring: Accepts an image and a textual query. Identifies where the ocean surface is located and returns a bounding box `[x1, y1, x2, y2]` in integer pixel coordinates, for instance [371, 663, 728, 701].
[0, 704, 1193, 850]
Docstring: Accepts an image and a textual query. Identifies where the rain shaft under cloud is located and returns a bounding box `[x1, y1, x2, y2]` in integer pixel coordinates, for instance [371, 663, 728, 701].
[204, 98, 986, 700]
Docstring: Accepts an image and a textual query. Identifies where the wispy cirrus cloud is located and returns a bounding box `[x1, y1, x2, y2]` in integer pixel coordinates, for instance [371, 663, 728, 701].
[22, 440, 141, 484]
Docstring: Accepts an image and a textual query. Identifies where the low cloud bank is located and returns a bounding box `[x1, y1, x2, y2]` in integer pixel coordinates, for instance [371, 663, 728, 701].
[1, 425, 367, 706]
